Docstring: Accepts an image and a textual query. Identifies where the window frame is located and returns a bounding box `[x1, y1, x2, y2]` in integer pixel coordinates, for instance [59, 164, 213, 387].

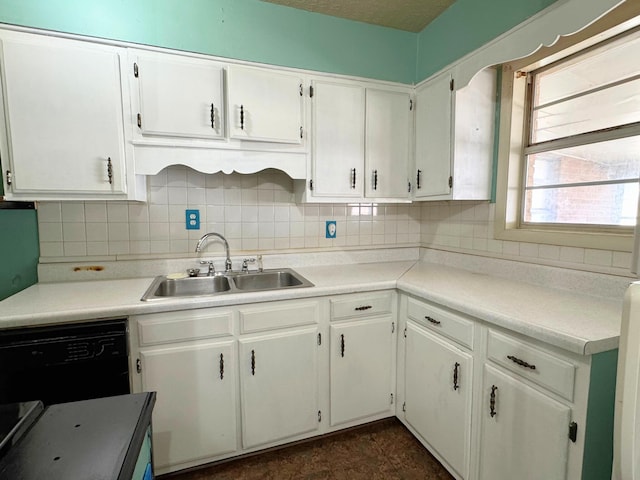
[494, 5, 640, 252]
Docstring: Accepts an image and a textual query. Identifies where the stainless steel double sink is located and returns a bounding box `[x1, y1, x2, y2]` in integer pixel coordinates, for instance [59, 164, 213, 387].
[141, 268, 314, 301]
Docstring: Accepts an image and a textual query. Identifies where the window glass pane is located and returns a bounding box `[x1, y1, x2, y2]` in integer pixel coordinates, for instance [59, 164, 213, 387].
[523, 136, 640, 225]
[523, 182, 638, 225]
[531, 77, 640, 142]
[526, 136, 640, 188]
[535, 33, 640, 106]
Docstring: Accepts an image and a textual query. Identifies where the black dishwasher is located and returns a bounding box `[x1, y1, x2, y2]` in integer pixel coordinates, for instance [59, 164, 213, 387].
[0, 319, 130, 405]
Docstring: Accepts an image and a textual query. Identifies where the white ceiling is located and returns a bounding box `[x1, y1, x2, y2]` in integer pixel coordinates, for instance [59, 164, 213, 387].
[260, 0, 456, 32]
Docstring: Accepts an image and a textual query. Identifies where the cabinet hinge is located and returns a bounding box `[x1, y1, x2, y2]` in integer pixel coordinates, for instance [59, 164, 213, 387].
[403, 327, 407, 338]
[569, 422, 578, 443]
[299, 83, 303, 96]
[133, 62, 139, 78]
[391, 322, 395, 334]
[402, 402, 406, 412]
[409, 99, 413, 111]
[448, 176, 453, 188]
[318, 410, 322, 422]
[317, 332, 322, 346]
[5, 170, 12, 186]
[309, 179, 313, 191]
[136, 358, 142, 374]
[450, 78, 455, 91]
[390, 393, 394, 405]
[407, 181, 412, 193]
[137, 113, 142, 129]
[309, 85, 314, 98]
[300, 126, 303, 139]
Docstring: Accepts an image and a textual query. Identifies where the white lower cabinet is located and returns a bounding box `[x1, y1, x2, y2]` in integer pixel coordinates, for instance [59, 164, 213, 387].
[330, 316, 395, 426]
[239, 327, 320, 448]
[478, 365, 572, 480]
[404, 319, 472, 479]
[139, 340, 238, 470]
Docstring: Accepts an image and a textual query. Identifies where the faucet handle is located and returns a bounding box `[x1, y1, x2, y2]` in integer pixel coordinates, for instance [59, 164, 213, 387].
[199, 260, 216, 276]
[241, 257, 256, 273]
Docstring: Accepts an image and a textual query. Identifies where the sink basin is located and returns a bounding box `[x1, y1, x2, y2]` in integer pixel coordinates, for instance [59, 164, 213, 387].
[142, 275, 231, 300]
[232, 270, 313, 291]
[141, 268, 313, 301]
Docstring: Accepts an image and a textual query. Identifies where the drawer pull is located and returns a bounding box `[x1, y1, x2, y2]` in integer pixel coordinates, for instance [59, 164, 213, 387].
[453, 362, 460, 391]
[425, 316, 441, 325]
[340, 334, 345, 357]
[219, 353, 224, 380]
[507, 355, 537, 370]
[490, 385, 498, 417]
[355, 305, 372, 311]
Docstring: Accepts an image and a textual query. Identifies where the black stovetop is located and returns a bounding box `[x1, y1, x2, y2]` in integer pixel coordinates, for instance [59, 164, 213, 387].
[0, 401, 44, 458]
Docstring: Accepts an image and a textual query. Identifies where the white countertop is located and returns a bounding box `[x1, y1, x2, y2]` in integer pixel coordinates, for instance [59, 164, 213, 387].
[0, 260, 624, 355]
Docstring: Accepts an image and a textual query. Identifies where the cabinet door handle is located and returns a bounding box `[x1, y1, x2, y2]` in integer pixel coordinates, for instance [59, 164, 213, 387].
[340, 334, 345, 357]
[351, 168, 357, 189]
[453, 362, 460, 391]
[210, 103, 215, 129]
[355, 305, 372, 311]
[240, 104, 245, 130]
[425, 316, 441, 325]
[507, 355, 536, 370]
[219, 353, 224, 380]
[372, 169, 378, 190]
[490, 385, 498, 417]
[416, 169, 422, 189]
[106, 157, 113, 185]
[251, 349, 256, 375]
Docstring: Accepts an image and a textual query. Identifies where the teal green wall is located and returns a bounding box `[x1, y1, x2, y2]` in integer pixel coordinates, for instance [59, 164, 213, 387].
[416, 0, 558, 81]
[582, 349, 618, 480]
[0, 0, 416, 83]
[0, 209, 39, 301]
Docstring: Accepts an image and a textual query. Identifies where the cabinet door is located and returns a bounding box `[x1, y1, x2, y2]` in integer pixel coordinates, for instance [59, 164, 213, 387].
[330, 316, 394, 426]
[239, 327, 320, 448]
[134, 52, 224, 139]
[0, 35, 126, 194]
[365, 88, 411, 199]
[227, 65, 303, 144]
[414, 72, 452, 199]
[479, 365, 571, 480]
[310, 80, 365, 198]
[139, 340, 237, 470]
[404, 320, 472, 479]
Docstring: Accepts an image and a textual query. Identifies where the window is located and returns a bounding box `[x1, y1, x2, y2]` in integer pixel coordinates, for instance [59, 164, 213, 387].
[522, 29, 640, 229]
[495, 6, 640, 252]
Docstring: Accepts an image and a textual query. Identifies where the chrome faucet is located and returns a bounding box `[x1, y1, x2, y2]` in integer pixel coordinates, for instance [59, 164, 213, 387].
[195, 232, 232, 272]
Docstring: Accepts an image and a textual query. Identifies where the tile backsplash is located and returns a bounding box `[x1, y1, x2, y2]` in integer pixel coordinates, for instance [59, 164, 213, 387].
[37, 167, 422, 260]
[420, 201, 634, 276]
[35, 166, 634, 277]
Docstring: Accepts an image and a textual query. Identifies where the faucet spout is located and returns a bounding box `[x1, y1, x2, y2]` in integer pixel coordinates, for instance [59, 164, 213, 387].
[195, 232, 232, 272]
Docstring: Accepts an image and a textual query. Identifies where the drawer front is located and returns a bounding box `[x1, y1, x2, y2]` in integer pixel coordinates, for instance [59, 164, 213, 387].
[239, 300, 320, 334]
[487, 330, 575, 401]
[136, 309, 233, 346]
[406, 297, 474, 350]
[330, 291, 393, 320]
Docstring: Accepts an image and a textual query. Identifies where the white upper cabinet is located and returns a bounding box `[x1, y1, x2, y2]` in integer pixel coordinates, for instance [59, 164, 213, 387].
[414, 68, 496, 201]
[299, 79, 412, 203]
[227, 65, 303, 144]
[310, 80, 365, 198]
[132, 51, 225, 140]
[365, 88, 412, 199]
[0, 31, 144, 201]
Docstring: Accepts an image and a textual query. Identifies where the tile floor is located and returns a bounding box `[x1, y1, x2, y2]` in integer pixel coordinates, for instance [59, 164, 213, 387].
[162, 418, 454, 480]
